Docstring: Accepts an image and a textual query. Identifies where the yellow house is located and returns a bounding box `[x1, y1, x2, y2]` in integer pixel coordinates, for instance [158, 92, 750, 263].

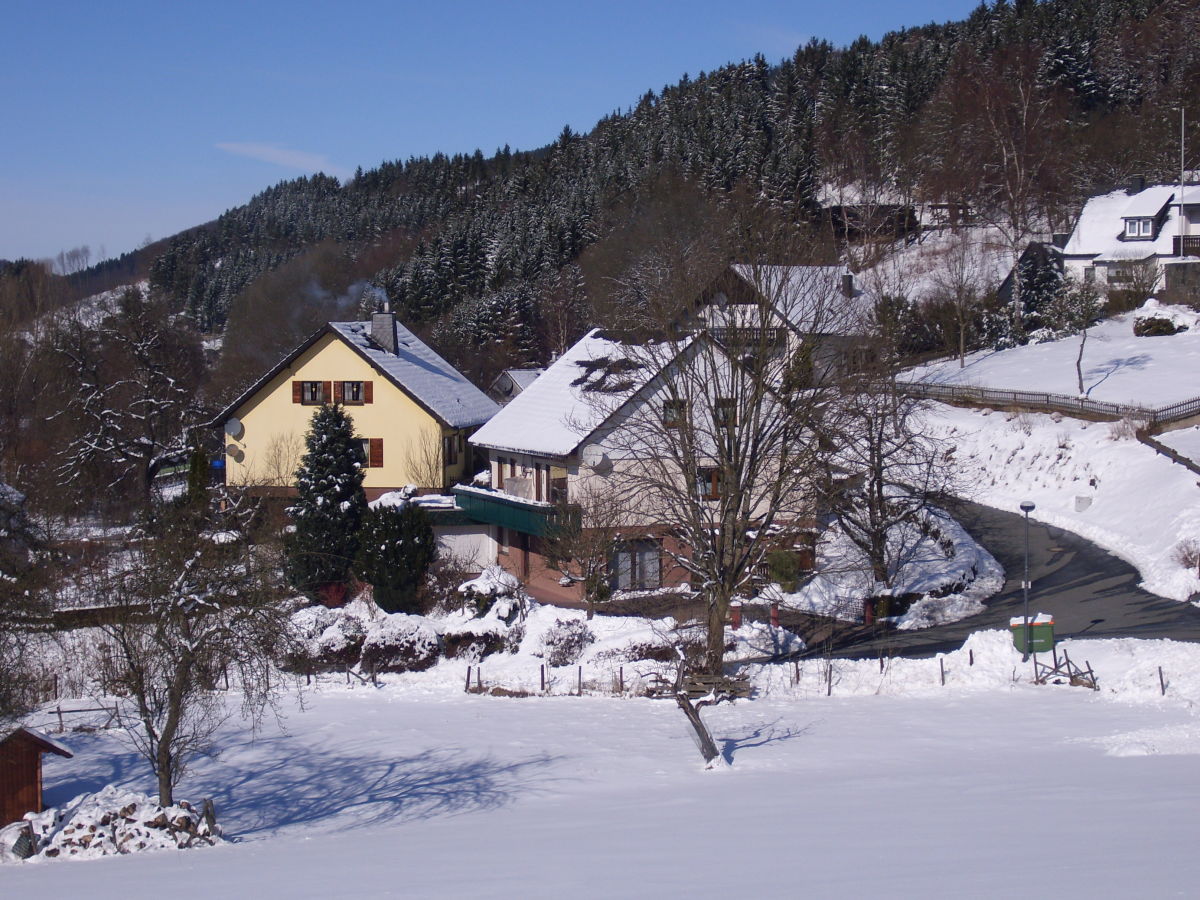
[218, 313, 498, 499]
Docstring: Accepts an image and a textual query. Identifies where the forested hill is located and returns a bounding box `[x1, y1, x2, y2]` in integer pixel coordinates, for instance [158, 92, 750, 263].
[129, 0, 1200, 387]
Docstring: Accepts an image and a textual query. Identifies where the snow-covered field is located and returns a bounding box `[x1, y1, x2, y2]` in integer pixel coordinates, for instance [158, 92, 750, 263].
[1159, 424, 1200, 463]
[907, 300, 1200, 406]
[925, 403, 1200, 600]
[6, 631, 1200, 897]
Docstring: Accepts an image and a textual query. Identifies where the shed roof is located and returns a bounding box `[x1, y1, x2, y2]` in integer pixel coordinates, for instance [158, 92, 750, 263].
[1, 727, 73, 758]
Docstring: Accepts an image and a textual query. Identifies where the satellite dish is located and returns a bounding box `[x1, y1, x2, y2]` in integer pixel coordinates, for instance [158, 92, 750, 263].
[224, 418, 244, 441]
[225, 444, 244, 463]
[581, 445, 611, 473]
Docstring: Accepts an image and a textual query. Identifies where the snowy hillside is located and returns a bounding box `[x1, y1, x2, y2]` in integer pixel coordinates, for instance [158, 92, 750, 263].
[907, 300, 1200, 406]
[925, 403, 1200, 601]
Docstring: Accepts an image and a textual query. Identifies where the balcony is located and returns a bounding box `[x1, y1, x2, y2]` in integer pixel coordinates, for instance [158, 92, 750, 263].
[452, 485, 556, 537]
[1173, 236, 1200, 256]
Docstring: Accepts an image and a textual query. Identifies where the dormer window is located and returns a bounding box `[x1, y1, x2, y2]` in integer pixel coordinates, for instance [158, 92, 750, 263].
[1125, 218, 1153, 239]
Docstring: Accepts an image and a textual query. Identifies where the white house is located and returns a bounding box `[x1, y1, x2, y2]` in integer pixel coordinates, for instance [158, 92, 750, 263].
[1061, 182, 1200, 289]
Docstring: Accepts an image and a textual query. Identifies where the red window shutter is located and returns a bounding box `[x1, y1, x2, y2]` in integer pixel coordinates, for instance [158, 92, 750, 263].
[363, 381, 373, 403]
[333, 382, 344, 404]
[292, 380, 302, 403]
[322, 381, 332, 403]
[369, 438, 383, 468]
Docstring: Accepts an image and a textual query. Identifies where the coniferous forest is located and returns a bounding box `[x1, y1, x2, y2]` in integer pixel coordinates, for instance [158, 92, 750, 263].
[6, 0, 1200, 404]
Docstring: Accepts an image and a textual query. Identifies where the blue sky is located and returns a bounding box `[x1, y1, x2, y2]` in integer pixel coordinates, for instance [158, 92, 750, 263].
[2, 0, 982, 264]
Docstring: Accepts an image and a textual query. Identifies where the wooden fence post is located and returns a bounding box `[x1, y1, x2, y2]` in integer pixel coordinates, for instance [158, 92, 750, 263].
[540, 664, 546, 693]
[465, 665, 471, 693]
[939, 658, 946, 686]
[1159, 666, 1167, 696]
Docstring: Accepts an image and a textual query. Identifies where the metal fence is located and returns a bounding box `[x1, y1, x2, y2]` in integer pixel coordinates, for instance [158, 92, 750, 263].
[898, 381, 1200, 427]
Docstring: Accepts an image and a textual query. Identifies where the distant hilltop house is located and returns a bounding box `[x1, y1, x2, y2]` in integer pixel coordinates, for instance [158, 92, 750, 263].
[1061, 178, 1200, 294]
[487, 367, 546, 406]
[217, 312, 498, 499]
[694, 264, 879, 384]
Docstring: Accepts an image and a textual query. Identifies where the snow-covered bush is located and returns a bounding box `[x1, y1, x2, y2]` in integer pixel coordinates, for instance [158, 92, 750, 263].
[1173, 539, 1200, 575]
[540, 618, 595, 667]
[359, 614, 440, 673]
[442, 624, 508, 661]
[459, 565, 526, 617]
[314, 616, 367, 668]
[1133, 315, 1186, 337]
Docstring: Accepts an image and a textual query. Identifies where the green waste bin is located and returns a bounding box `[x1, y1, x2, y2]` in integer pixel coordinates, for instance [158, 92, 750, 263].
[1010, 615, 1055, 654]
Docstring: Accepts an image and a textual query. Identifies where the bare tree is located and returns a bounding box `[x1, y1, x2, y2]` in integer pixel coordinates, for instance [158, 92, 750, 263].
[820, 376, 955, 597]
[51, 286, 204, 513]
[0, 482, 49, 728]
[1046, 277, 1104, 396]
[576, 252, 850, 675]
[926, 231, 997, 367]
[541, 481, 628, 619]
[100, 497, 294, 805]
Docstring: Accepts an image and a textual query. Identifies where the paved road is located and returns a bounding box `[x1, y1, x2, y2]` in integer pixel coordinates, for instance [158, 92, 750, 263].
[829, 499, 1200, 659]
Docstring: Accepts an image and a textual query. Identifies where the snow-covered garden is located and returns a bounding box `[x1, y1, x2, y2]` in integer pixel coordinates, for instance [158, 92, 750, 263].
[5, 629, 1200, 896]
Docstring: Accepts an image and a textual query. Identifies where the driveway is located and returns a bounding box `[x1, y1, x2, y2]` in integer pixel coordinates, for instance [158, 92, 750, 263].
[824, 499, 1200, 659]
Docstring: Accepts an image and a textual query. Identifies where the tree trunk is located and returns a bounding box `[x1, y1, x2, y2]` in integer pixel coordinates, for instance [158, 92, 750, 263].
[1076, 329, 1087, 396]
[705, 594, 728, 676]
[676, 692, 721, 765]
[156, 746, 174, 806]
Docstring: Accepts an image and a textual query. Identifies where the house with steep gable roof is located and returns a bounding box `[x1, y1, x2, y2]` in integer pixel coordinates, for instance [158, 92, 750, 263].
[1062, 181, 1200, 292]
[218, 312, 498, 499]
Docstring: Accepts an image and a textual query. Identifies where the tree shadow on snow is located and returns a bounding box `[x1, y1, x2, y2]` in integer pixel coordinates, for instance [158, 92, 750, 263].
[719, 718, 810, 765]
[41, 730, 148, 807]
[1084, 353, 1152, 395]
[200, 740, 561, 837]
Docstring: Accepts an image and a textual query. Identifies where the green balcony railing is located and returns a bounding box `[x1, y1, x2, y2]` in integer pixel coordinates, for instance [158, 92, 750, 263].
[452, 486, 556, 537]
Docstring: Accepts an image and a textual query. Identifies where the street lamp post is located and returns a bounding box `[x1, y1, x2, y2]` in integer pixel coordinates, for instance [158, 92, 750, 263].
[1020, 500, 1036, 662]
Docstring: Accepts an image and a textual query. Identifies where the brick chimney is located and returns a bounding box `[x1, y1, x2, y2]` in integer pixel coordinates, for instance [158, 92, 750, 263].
[371, 312, 397, 354]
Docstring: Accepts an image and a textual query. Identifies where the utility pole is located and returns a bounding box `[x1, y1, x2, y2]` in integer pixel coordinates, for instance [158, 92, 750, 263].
[1180, 107, 1187, 258]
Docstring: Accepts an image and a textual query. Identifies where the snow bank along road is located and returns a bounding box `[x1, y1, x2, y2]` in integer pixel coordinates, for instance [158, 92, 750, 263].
[832, 500, 1200, 659]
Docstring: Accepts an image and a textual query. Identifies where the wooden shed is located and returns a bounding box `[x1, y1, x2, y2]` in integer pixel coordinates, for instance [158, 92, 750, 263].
[1, 727, 73, 827]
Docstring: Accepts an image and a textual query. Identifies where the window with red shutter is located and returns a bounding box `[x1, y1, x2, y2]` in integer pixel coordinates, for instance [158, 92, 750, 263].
[292, 380, 302, 403]
[333, 382, 344, 404]
[369, 438, 383, 468]
[363, 381, 373, 403]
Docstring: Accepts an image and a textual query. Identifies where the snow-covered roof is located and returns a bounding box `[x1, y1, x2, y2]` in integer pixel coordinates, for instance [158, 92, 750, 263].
[503, 368, 545, 391]
[1063, 186, 1179, 259]
[728, 265, 874, 336]
[218, 317, 498, 430]
[2, 726, 73, 757]
[470, 329, 688, 458]
[329, 321, 498, 429]
[852, 227, 1019, 303]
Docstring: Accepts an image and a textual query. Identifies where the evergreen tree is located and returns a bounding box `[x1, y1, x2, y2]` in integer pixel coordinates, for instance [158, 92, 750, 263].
[355, 502, 436, 614]
[285, 405, 366, 602]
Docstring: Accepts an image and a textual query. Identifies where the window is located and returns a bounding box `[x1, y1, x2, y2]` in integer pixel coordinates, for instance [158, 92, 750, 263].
[695, 467, 722, 500]
[294, 380, 327, 405]
[340, 381, 365, 404]
[714, 398, 737, 430]
[1125, 218, 1153, 239]
[663, 399, 687, 428]
[610, 539, 662, 592]
[358, 438, 383, 468]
